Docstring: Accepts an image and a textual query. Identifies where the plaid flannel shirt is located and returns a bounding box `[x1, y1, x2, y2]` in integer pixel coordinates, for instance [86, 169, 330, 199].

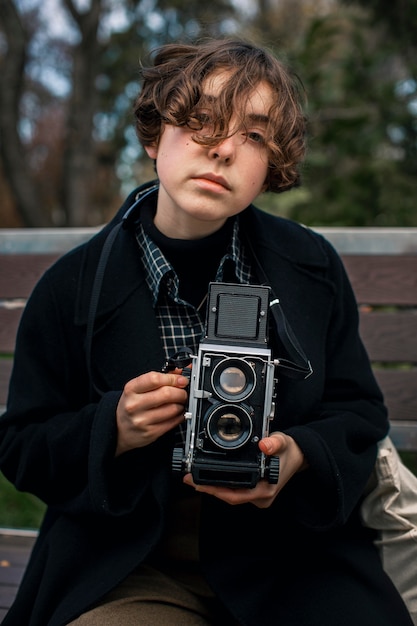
[135, 217, 253, 361]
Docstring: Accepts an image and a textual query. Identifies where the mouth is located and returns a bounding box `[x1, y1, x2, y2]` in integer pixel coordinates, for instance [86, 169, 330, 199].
[193, 173, 231, 191]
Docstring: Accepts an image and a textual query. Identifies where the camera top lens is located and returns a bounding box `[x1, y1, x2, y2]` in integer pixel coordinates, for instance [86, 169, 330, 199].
[211, 357, 256, 401]
[219, 367, 247, 395]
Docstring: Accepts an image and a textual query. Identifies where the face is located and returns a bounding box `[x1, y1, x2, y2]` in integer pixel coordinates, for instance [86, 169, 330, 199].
[145, 74, 274, 239]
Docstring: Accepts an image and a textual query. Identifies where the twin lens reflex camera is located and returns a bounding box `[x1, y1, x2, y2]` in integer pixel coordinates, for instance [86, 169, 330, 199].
[170, 282, 280, 489]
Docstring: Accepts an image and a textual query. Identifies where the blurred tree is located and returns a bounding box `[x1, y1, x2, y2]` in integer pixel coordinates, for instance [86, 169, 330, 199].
[59, 0, 103, 226]
[0, 0, 106, 226]
[0, 0, 50, 225]
[345, 0, 417, 58]
[343, 0, 417, 173]
[252, 1, 417, 226]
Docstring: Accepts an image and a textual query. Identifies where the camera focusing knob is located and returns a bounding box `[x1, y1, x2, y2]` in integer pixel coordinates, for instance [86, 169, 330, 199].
[267, 455, 280, 484]
[163, 348, 194, 372]
[172, 448, 185, 473]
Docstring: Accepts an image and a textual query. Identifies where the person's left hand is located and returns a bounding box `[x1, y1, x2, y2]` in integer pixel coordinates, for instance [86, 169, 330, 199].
[183, 431, 307, 509]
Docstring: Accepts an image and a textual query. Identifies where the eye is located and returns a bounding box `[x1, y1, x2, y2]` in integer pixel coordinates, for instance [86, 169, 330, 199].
[246, 131, 266, 145]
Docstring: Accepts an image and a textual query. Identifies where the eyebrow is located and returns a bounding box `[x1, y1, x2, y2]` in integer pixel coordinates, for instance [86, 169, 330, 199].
[247, 113, 269, 125]
[199, 94, 270, 125]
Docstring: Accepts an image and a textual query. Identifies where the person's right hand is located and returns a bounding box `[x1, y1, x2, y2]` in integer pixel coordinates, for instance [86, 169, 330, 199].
[115, 370, 189, 456]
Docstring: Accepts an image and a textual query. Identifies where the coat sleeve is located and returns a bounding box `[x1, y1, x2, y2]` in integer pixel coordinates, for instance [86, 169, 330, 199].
[280, 236, 389, 530]
[0, 265, 169, 520]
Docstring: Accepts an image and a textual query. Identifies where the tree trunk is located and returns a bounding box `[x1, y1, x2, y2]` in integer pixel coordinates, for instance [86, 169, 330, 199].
[61, 0, 103, 226]
[0, 0, 51, 226]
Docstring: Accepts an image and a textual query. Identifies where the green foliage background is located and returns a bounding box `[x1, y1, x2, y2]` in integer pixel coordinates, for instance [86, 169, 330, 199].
[0, 472, 45, 529]
[254, 3, 417, 226]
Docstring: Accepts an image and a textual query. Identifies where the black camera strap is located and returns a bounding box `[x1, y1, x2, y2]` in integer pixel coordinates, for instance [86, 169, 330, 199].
[268, 297, 313, 379]
[85, 184, 159, 399]
[244, 235, 313, 381]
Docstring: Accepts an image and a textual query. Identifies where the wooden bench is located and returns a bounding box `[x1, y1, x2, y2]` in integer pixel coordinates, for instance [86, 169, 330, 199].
[1, 225, 417, 619]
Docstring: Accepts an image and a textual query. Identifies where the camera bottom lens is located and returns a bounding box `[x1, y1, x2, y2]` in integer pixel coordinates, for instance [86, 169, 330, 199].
[206, 404, 252, 449]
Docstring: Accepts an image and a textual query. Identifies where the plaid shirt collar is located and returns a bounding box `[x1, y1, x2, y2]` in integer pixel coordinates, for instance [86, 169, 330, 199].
[136, 216, 252, 306]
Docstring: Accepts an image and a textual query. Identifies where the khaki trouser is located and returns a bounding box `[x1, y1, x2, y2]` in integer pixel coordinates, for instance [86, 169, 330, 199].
[68, 563, 237, 625]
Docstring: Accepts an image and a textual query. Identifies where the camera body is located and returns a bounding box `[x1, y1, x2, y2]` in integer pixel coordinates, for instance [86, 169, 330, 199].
[172, 282, 280, 488]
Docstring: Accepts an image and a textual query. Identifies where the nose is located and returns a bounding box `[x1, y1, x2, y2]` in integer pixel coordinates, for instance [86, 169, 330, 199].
[208, 134, 238, 163]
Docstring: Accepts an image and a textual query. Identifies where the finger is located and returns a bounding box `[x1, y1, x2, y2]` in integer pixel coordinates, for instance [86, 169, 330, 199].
[138, 409, 185, 441]
[258, 431, 286, 456]
[126, 371, 189, 394]
[122, 386, 188, 419]
[119, 375, 188, 419]
[144, 402, 186, 425]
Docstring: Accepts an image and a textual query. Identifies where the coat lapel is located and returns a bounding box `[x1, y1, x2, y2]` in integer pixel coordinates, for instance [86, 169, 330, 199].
[74, 218, 166, 394]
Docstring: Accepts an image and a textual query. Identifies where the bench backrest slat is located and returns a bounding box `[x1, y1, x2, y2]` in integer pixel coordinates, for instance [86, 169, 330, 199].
[358, 311, 417, 362]
[342, 256, 417, 305]
[0, 309, 23, 354]
[1, 254, 61, 299]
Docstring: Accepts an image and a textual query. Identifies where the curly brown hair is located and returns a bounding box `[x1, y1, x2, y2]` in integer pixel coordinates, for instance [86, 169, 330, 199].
[133, 39, 306, 193]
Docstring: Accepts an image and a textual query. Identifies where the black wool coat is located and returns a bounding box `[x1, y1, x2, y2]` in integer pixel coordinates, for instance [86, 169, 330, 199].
[0, 182, 413, 625]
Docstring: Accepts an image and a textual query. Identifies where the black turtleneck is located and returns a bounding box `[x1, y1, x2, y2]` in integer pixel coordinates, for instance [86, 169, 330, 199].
[140, 202, 235, 309]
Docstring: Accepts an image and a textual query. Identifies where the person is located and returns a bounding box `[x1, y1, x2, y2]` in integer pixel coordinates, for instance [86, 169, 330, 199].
[0, 38, 413, 626]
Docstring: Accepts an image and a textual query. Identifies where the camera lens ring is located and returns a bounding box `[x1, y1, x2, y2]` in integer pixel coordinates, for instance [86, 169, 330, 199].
[211, 358, 256, 402]
[206, 403, 253, 449]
